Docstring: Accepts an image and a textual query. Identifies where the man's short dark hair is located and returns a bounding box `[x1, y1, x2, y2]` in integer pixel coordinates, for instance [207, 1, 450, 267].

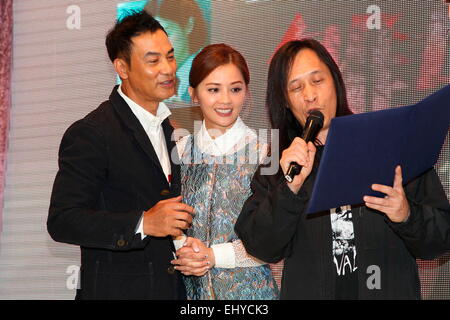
[105, 11, 167, 65]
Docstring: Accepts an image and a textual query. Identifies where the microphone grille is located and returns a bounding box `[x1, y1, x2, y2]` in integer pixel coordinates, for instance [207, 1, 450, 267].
[308, 110, 324, 125]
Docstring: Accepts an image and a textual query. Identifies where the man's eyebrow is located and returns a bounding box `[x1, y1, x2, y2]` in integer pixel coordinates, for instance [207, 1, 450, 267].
[143, 48, 174, 58]
[288, 70, 322, 85]
[143, 51, 161, 58]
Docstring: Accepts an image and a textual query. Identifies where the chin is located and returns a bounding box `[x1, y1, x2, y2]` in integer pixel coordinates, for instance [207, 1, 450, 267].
[160, 93, 175, 101]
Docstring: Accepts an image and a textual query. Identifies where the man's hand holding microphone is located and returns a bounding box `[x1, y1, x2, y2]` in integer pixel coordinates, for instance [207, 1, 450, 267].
[282, 110, 324, 194]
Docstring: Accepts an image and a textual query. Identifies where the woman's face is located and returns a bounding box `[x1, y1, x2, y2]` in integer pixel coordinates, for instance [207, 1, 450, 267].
[286, 48, 337, 142]
[190, 63, 247, 137]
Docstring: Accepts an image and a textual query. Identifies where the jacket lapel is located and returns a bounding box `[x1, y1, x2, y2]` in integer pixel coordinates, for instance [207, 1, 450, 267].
[109, 86, 167, 180]
[162, 118, 181, 195]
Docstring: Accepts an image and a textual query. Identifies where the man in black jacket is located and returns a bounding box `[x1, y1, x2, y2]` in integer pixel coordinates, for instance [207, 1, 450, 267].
[48, 11, 194, 299]
[235, 39, 450, 299]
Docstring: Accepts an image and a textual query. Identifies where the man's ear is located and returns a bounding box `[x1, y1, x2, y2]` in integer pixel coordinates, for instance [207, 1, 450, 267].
[113, 58, 129, 80]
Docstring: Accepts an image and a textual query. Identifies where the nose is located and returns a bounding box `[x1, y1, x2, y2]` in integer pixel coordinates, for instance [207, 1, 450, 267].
[303, 84, 317, 103]
[220, 89, 232, 104]
[160, 57, 176, 75]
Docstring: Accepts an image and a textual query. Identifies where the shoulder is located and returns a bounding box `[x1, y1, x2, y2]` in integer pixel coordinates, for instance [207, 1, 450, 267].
[62, 100, 114, 146]
[82, 100, 115, 128]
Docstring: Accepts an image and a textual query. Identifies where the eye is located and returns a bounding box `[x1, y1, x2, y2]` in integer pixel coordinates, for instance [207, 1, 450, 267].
[208, 88, 219, 93]
[167, 55, 175, 61]
[231, 87, 243, 93]
[147, 59, 159, 64]
[313, 79, 323, 84]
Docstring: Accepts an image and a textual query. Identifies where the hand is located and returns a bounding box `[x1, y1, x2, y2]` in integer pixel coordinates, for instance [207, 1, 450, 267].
[280, 138, 317, 194]
[143, 196, 195, 237]
[171, 237, 214, 276]
[364, 165, 410, 223]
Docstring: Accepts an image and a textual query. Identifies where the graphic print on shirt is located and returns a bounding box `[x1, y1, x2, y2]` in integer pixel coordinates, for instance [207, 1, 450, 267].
[331, 205, 357, 276]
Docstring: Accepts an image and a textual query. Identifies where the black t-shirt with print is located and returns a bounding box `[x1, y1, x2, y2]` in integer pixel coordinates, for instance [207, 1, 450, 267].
[331, 206, 358, 299]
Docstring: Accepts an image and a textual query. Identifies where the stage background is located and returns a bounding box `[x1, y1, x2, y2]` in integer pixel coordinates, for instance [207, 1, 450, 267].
[0, 0, 448, 299]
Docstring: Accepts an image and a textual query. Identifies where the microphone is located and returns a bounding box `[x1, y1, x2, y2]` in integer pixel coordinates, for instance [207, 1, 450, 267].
[284, 110, 324, 183]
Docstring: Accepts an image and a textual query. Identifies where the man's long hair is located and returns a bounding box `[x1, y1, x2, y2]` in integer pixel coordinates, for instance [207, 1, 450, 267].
[267, 39, 353, 153]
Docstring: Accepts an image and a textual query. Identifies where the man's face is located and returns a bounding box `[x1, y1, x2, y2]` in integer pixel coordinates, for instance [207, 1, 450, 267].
[123, 29, 177, 105]
[286, 48, 337, 140]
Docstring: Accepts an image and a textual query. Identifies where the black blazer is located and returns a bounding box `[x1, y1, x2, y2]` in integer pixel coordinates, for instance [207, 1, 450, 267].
[48, 86, 186, 300]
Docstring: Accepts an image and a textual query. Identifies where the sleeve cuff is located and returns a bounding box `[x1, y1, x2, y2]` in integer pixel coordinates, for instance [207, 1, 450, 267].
[173, 234, 187, 251]
[387, 202, 419, 231]
[211, 243, 236, 268]
[278, 178, 309, 210]
[135, 212, 147, 241]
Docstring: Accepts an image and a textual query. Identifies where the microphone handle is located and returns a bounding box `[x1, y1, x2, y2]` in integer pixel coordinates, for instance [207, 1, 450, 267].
[285, 162, 301, 183]
[284, 124, 314, 183]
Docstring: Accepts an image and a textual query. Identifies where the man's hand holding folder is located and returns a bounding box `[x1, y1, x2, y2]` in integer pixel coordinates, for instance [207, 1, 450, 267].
[364, 165, 411, 223]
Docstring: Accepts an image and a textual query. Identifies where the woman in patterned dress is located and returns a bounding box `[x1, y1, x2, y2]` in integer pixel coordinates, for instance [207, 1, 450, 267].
[170, 44, 279, 300]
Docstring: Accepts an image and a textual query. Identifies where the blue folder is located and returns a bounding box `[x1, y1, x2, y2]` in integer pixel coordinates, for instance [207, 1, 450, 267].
[307, 84, 450, 214]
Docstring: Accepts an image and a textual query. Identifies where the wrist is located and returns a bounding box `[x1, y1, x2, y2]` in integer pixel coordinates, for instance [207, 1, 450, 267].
[400, 209, 411, 223]
[286, 178, 305, 195]
[208, 247, 216, 267]
[142, 209, 157, 236]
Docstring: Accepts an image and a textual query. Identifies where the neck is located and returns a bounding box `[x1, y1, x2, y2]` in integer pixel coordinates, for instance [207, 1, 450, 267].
[317, 128, 328, 145]
[204, 120, 234, 140]
[121, 83, 159, 115]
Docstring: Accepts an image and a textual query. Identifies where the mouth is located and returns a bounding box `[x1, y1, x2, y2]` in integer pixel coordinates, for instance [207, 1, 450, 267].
[159, 79, 175, 88]
[305, 107, 323, 118]
[214, 108, 233, 117]
[306, 107, 322, 114]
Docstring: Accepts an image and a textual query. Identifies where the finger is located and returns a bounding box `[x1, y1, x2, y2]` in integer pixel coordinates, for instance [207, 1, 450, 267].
[363, 195, 390, 207]
[306, 142, 316, 163]
[283, 153, 309, 169]
[176, 246, 196, 256]
[169, 228, 183, 238]
[365, 202, 390, 214]
[181, 237, 203, 253]
[192, 241, 200, 253]
[393, 165, 403, 189]
[307, 141, 317, 153]
[174, 259, 210, 268]
[183, 240, 201, 253]
[172, 203, 195, 215]
[182, 236, 194, 248]
[371, 184, 393, 196]
[173, 263, 210, 271]
[293, 137, 308, 147]
[176, 252, 208, 261]
[286, 138, 308, 157]
[171, 212, 193, 224]
[174, 219, 190, 231]
[162, 195, 183, 203]
[178, 266, 210, 275]
[280, 146, 309, 167]
[180, 267, 209, 276]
